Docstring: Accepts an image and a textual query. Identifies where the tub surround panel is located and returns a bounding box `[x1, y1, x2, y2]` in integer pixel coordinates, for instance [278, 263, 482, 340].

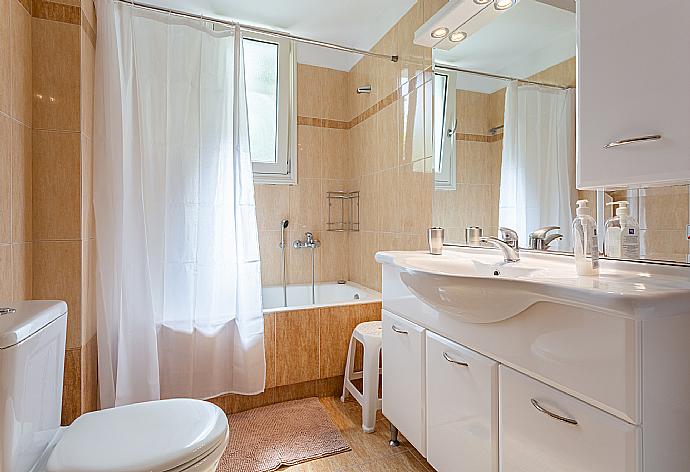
[210, 302, 382, 414]
[275, 308, 321, 386]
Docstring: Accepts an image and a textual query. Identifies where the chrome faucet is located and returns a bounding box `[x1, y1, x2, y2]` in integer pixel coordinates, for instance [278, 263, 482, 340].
[529, 226, 563, 250]
[499, 227, 519, 250]
[293, 232, 320, 249]
[480, 236, 520, 263]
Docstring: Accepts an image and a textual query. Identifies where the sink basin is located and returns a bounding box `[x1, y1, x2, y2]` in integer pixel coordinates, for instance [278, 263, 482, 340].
[376, 247, 690, 323]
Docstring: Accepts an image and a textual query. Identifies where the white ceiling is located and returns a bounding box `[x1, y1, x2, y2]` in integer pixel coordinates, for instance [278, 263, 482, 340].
[142, 0, 416, 71]
[434, 0, 576, 93]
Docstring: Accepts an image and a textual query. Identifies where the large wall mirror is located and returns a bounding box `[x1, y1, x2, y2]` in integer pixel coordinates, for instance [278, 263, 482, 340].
[427, 0, 690, 264]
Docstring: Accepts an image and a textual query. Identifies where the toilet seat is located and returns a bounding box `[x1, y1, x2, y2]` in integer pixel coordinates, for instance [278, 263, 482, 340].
[45, 399, 229, 472]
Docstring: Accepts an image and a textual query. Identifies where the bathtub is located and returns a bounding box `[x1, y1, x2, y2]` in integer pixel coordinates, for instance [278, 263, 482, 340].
[262, 281, 381, 312]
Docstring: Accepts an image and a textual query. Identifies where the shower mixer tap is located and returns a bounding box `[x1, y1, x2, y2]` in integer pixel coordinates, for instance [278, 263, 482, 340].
[293, 232, 321, 249]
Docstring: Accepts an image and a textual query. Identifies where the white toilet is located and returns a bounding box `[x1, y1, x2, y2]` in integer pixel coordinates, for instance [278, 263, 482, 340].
[0, 301, 230, 472]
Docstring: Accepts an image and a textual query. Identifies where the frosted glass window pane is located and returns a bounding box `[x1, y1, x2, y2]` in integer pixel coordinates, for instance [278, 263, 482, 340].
[244, 38, 279, 164]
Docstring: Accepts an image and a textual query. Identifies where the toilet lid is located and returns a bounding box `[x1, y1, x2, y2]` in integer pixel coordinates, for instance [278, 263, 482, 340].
[46, 399, 228, 472]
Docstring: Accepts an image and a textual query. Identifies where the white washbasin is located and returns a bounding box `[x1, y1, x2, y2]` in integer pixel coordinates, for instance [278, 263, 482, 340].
[376, 247, 690, 323]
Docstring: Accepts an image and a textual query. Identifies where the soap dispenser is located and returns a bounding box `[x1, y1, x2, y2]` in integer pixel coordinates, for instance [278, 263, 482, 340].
[572, 199, 600, 276]
[605, 201, 640, 259]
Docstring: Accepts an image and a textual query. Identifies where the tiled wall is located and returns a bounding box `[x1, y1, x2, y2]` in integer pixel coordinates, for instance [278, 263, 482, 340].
[255, 0, 444, 293]
[0, 0, 33, 303]
[0, 0, 97, 424]
[254, 64, 351, 287]
[209, 302, 382, 414]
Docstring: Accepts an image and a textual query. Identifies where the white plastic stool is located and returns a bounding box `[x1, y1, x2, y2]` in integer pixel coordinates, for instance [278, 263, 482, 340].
[340, 321, 383, 433]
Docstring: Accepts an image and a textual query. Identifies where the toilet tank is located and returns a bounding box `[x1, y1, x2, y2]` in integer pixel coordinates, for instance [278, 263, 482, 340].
[0, 301, 68, 472]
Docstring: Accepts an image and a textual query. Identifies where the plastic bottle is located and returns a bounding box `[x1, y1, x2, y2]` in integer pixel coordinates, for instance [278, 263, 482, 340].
[572, 199, 600, 276]
[605, 201, 640, 259]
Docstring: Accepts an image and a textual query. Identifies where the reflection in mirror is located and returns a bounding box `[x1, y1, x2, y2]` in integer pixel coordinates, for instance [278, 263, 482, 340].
[430, 0, 593, 253]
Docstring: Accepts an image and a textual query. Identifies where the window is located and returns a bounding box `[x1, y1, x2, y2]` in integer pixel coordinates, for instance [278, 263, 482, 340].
[244, 33, 297, 184]
[433, 71, 457, 190]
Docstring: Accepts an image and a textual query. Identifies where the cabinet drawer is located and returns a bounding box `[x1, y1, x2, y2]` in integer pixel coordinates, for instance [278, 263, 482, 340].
[500, 366, 640, 472]
[382, 310, 426, 455]
[426, 332, 498, 472]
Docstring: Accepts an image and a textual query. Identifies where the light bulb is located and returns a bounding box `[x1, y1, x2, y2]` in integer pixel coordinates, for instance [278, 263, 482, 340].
[431, 27, 450, 39]
[449, 31, 468, 42]
[494, 0, 517, 10]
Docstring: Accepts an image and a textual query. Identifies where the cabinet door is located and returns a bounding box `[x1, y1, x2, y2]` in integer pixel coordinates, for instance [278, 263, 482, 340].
[500, 366, 640, 472]
[577, 0, 690, 188]
[426, 332, 498, 472]
[381, 310, 426, 455]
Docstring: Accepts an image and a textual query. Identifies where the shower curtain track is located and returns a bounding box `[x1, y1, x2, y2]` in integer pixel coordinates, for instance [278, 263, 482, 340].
[435, 62, 574, 90]
[115, 0, 399, 63]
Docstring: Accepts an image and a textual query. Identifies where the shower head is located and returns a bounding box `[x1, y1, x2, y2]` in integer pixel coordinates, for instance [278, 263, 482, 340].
[281, 219, 289, 229]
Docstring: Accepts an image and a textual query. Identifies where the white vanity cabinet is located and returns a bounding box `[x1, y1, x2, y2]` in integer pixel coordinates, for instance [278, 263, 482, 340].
[426, 332, 498, 472]
[381, 310, 426, 455]
[577, 0, 690, 188]
[500, 366, 640, 472]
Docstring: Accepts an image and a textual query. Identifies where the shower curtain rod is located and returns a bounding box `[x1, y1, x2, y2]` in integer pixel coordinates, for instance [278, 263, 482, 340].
[115, 0, 399, 63]
[435, 63, 574, 90]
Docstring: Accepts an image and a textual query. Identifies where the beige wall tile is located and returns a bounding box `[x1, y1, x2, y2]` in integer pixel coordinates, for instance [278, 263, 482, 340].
[275, 308, 320, 386]
[258, 230, 284, 286]
[11, 121, 31, 242]
[80, 335, 98, 413]
[361, 232, 380, 291]
[0, 245, 11, 299]
[0, 0, 10, 114]
[400, 163, 432, 235]
[297, 125, 322, 179]
[0, 116, 10, 244]
[318, 230, 348, 283]
[322, 68, 349, 122]
[62, 347, 81, 425]
[81, 134, 94, 238]
[32, 18, 80, 131]
[297, 64, 322, 118]
[11, 242, 31, 299]
[289, 178, 322, 231]
[347, 231, 361, 284]
[378, 166, 401, 233]
[32, 130, 81, 240]
[80, 25, 94, 138]
[80, 238, 96, 343]
[376, 103, 399, 171]
[321, 128, 349, 179]
[264, 313, 276, 389]
[33, 240, 82, 348]
[254, 184, 289, 231]
[10, 0, 31, 125]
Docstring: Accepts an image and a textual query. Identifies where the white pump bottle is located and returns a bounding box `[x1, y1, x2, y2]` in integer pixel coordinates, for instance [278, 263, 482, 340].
[572, 199, 600, 276]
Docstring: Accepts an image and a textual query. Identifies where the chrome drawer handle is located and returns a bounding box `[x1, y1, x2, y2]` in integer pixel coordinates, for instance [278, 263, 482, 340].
[391, 325, 408, 335]
[443, 352, 468, 367]
[0, 307, 16, 316]
[604, 134, 662, 149]
[531, 399, 578, 425]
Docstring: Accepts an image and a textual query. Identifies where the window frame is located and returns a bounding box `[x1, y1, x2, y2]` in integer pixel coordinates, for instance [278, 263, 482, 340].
[245, 31, 297, 185]
[433, 71, 457, 191]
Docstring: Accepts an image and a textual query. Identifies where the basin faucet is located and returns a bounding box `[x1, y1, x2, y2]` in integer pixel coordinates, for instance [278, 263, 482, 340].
[499, 227, 519, 250]
[480, 236, 520, 263]
[293, 231, 321, 249]
[529, 226, 563, 250]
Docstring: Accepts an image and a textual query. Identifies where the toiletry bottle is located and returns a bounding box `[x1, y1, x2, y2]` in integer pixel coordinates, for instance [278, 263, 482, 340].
[572, 199, 600, 276]
[616, 201, 640, 259]
[604, 202, 623, 258]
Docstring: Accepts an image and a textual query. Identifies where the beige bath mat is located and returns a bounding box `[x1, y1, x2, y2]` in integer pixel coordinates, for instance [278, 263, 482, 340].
[218, 397, 351, 472]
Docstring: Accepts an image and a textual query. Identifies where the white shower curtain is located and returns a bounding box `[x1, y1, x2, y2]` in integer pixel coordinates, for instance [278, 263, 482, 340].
[498, 81, 576, 251]
[94, 0, 264, 407]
